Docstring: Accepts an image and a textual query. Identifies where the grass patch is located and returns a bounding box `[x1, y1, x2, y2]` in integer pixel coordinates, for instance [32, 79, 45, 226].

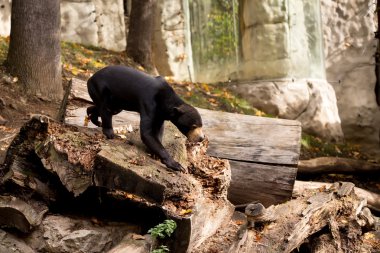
[171, 81, 269, 116]
[0, 37, 9, 64]
[300, 133, 367, 160]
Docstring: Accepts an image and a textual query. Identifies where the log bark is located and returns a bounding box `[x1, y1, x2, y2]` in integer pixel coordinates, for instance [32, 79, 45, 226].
[298, 157, 380, 174]
[196, 182, 378, 253]
[6, 0, 63, 100]
[0, 115, 233, 253]
[293, 180, 380, 212]
[250, 183, 378, 252]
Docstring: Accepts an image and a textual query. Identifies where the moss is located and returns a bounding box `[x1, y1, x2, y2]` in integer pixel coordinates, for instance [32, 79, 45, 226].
[300, 133, 367, 160]
[0, 36, 9, 64]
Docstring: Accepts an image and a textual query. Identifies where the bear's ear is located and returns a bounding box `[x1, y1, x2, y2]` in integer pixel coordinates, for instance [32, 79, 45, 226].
[173, 105, 185, 115]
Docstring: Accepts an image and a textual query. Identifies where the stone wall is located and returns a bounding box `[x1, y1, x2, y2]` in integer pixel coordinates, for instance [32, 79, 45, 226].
[61, 0, 126, 52]
[321, 0, 380, 151]
[0, 0, 126, 52]
[239, 0, 325, 80]
[152, 0, 191, 81]
[240, 0, 290, 80]
[0, 0, 11, 36]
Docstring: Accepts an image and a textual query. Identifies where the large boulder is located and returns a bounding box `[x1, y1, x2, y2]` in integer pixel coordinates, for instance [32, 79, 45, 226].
[232, 79, 344, 141]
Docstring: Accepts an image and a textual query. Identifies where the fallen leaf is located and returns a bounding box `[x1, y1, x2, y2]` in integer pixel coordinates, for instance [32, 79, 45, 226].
[180, 209, 192, 215]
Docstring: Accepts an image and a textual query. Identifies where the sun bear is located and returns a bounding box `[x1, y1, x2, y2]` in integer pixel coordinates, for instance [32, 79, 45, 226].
[86, 65, 205, 172]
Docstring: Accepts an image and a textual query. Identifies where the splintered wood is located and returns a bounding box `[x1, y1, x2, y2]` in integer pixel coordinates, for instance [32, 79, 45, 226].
[196, 182, 379, 253]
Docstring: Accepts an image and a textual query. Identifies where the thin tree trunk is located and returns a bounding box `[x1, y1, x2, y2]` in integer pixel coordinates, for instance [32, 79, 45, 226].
[6, 0, 63, 101]
[126, 0, 157, 73]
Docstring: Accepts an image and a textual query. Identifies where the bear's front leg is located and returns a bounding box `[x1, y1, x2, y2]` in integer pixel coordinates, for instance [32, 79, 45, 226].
[140, 116, 185, 172]
[161, 157, 184, 172]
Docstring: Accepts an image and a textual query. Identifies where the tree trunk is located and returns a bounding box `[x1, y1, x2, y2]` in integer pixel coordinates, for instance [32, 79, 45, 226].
[6, 0, 63, 101]
[126, 0, 157, 73]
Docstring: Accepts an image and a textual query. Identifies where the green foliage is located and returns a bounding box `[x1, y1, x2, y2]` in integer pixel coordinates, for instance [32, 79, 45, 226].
[190, 0, 239, 76]
[148, 219, 177, 239]
[173, 81, 270, 117]
[205, 1, 237, 64]
[300, 133, 367, 160]
[0, 37, 9, 64]
[152, 245, 170, 253]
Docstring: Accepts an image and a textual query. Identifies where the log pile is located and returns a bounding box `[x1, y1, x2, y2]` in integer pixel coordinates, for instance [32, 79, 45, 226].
[0, 77, 378, 252]
[0, 115, 234, 252]
[0, 116, 378, 252]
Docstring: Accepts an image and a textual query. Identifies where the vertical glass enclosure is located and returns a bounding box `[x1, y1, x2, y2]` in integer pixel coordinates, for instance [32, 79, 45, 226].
[187, 0, 325, 82]
[188, 0, 239, 83]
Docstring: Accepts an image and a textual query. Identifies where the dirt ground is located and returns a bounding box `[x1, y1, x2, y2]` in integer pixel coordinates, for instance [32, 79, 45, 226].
[0, 67, 62, 163]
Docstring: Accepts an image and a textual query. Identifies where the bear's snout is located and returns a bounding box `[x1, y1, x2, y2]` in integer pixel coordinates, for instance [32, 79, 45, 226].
[187, 127, 205, 142]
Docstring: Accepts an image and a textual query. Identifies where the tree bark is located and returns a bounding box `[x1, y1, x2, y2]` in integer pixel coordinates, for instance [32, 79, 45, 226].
[293, 180, 380, 212]
[6, 0, 63, 101]
[126, 0, 157, 73]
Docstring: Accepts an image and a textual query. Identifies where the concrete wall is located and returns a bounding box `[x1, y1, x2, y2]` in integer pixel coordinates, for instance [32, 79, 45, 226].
[321, 0, 380, 151]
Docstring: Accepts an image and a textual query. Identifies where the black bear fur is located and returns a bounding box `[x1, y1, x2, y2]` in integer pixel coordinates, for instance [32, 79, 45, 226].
[86, 65, 204, 171]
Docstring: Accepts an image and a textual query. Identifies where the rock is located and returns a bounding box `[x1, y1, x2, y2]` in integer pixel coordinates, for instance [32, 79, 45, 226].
[152, 0, 191, 81]
[9, 103, 17, 110]
[60, 0, 126, 52]
[0, 98, 5, 109]
[35, 215, 139, 253]
[93, 0, 126, 52]
[0, 195, 48, 233]
[0, 229, 35, 253]
[0, 115, 7, 126]
[0, 0, 11, 37]
[296, 80, 344, 141]
[321, 0, 380, 150]
[232, 79, 343, 141]
[60, 1, 98, 47]
[107, 234, 153, 253]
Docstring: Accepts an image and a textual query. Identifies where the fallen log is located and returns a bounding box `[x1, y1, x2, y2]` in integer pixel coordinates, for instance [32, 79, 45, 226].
[66, 77, 302, 207]
[298, 157, 380, 174]
[0, 115, 233, 253]
[243, 183, 378, 253]
[293, 180, 380, 212]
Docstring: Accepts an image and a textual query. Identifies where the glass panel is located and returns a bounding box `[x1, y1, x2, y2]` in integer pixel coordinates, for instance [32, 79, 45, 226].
[188, 0, 325, 81]
[188, 0, 239, 83]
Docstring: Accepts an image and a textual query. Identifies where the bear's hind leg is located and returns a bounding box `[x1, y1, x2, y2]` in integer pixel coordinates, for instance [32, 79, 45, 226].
[99, 106, 115, 139]
[86, 106, 102, 127]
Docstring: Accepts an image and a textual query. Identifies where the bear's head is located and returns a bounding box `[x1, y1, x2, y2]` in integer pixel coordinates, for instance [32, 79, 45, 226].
[172, 104, 205, 143]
